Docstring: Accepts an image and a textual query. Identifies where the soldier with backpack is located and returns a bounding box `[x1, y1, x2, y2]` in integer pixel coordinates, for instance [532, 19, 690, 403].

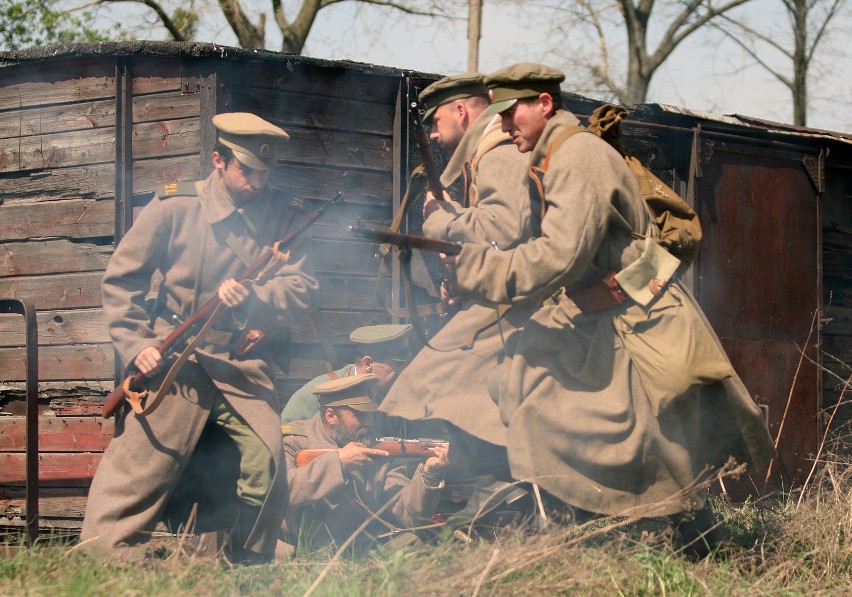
[440, 63, 776, 553]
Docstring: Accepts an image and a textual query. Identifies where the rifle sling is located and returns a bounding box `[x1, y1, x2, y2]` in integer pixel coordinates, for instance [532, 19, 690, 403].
[128, 301, 227, 416]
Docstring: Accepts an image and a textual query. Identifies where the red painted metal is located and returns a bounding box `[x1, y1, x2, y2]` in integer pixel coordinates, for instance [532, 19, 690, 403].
[693, 138, 821, 487]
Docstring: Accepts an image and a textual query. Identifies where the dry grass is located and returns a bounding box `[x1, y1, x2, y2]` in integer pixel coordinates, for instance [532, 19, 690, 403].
[3, 458, 852, 596]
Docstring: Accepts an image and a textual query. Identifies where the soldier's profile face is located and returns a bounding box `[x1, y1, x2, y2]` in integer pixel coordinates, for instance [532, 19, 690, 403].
[371, 357, 407, 387]
[429, 102, 466, 153]
[501, 96, 549, 153]
[213, 151, 270, 203]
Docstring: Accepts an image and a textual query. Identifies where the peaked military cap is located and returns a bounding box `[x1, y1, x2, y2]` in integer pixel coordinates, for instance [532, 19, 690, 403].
[483, 63, 566, 116]
[212, 112, 290, 172]
[349, 324, 413, 359]
[313, 373, 379, 412]
[419, 73, 488, 121]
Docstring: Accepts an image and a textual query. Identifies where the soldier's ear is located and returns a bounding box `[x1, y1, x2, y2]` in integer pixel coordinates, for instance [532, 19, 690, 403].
[212, 151, 226, 171]
[323, 407, 338, 425]
[361, 356, 374, 372]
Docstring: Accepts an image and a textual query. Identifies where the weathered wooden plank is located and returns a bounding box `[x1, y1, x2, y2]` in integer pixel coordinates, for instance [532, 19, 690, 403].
[270, 163, 392, 207]
[1, 487, 89, 520]
[248, 62, 398, 104]
[0, 124, 116, 172]
[0, 383, 110, 401]
[315, 275, 387, 311]
[310, 202, 390, 241]
[0, 271, 103, 311]
[291, 309, 390, 344]
[132, 92, 200, 124]
[133, 154, 201, 194]
[0, 99, 114, 140]
[130, 58, 184, 94]
[0, 117, 196, 173]
[0, 198, 114, 241]
[0, 343, 114, 382]
[0, 308, 109, 347]
[0, 59, 115, 111]
[0, 416, 113, 452]
[0, 163, 115, 200]
[311, 238, 381, 276]
[0, 240, 112, 277]
[132, 117, 202, 160]
[276, 126, 392, 172]
[0, 452, 101, 487]
[237, 88, 394, 136]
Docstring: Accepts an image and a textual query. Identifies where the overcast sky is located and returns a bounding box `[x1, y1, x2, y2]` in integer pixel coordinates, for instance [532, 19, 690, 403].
[86, 0, 852, 132]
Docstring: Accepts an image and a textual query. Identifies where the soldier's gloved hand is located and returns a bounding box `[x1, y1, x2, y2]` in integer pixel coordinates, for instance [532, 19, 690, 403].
[134, 346, 164, 377]
[423, 443, 449, 474]
[218, 278, 251, 308]
[337, 442, 390, 472]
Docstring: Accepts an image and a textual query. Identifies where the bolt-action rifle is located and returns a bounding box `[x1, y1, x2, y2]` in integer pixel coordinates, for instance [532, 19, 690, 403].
[294, 437, 449, 468]
[101, 192, 344, 420]
[409, 99, 445, 201]
[349, 221, 462, 255]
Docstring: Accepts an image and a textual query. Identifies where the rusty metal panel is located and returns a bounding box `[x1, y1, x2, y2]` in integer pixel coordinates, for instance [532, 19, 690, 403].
[694, 137, 821, 487]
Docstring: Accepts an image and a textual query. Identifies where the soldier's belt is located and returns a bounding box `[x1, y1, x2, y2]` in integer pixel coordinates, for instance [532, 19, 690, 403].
[564, 271, 629, 315]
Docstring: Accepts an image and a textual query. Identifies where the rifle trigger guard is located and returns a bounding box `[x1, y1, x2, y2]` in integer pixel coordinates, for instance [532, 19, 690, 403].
[122, 377, 148, 414]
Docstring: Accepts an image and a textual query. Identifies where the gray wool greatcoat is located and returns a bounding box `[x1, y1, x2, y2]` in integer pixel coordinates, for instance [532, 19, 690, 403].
[279, 413, 443, 554]
[380, 111, 538, 447]
[81, 171, 318, 557]
[449, 110, 776, 516]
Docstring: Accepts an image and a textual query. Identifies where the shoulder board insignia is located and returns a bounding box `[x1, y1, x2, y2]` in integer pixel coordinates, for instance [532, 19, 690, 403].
[290, 197, 305, 210]
[157, 181, 199, 198]
[281, 421, 308, 436]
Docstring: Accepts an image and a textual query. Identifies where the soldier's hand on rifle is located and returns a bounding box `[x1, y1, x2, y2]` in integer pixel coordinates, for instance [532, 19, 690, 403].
[134, 346, 164, 377]
[218, 278, 251, 308]
[423, 443, 449, 474]
[337, 442, 391, 472]
[440, 279, 461, 307]
[423, 189, 452, 220]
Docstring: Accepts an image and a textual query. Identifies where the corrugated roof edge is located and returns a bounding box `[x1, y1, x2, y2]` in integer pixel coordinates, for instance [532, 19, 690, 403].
[0, 40, 442, 80]
[657, 102, 852, 145]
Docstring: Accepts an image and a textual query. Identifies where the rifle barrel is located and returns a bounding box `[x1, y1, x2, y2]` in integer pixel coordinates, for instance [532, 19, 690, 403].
[349, 224, 462, 255]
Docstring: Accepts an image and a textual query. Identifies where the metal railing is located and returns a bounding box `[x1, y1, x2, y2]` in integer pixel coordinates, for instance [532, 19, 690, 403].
[0, 299, 39, 546]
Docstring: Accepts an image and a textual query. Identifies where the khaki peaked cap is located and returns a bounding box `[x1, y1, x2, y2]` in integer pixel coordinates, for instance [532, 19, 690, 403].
[349, 324, 413, 358]
[483, 63, 566, 116]
[212, 112, 289, 172]
[419, 72, 488, 120]
[313, 373, 379, 412]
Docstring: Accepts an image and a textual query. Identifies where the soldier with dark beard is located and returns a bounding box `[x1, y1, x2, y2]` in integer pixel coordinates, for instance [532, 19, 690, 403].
[278, 374, 448, 557]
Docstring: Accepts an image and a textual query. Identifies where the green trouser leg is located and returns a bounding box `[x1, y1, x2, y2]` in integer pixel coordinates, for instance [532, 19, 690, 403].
[209, 395, 274, 508]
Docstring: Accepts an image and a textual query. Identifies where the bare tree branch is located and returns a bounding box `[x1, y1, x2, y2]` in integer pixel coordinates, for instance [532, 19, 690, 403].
[73, 0, 187, 40]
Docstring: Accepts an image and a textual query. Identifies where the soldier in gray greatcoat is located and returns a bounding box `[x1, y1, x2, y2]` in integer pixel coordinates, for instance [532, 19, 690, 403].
[279, 374, 448, 557]
[442, 64, 776, 549]
[81, 113, 318, 563]
[379, 73, 538, 483]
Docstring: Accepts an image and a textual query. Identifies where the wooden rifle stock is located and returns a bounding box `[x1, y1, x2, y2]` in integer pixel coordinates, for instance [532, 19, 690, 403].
[349, 223, 462, 255]
[409, 100, 445, 200]
[294, 437, 449, 468]
[101, 192, 344, 419]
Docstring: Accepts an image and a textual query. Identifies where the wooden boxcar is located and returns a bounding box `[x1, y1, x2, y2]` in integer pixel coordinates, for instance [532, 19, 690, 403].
[1, 41, 850, 533]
